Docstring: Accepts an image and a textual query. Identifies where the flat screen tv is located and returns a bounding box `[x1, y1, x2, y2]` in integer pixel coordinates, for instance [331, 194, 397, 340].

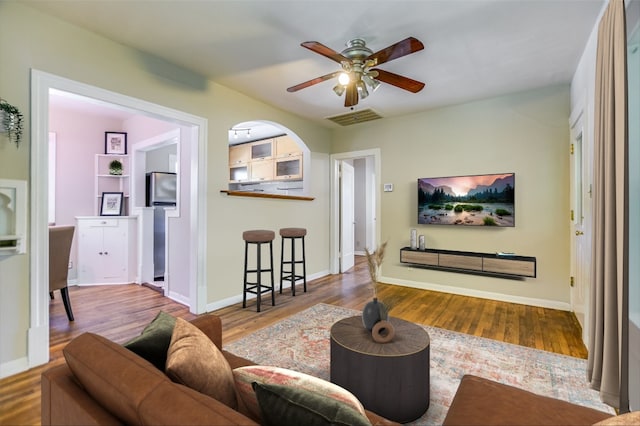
[418, 173, 515, 226]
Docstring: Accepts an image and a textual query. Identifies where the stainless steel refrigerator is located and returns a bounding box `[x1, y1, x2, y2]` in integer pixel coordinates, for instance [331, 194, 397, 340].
[146, 172, 177, 280]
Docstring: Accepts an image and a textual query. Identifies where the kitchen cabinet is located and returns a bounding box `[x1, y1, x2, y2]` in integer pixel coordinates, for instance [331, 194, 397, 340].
[274, 136, 300, 158]
[250, 140, 273, 160]
[275, 155, 303, 180]
[229, 144, 250, 165]
[249, 159, 274, 182]
[76, 217, 137, 285]
[95, 154, 130, 216]
[230, 164, 249, 183]
[228, 136, 304, 184]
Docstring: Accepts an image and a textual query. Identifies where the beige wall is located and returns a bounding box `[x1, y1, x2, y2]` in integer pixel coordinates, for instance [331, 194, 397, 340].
[332, 86, 572, 306]
[0, 2, 330, 370]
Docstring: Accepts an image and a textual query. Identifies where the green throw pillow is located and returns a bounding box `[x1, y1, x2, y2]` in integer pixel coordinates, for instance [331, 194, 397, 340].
[252, 382, 372, 426]
[123, 311, 176, 370]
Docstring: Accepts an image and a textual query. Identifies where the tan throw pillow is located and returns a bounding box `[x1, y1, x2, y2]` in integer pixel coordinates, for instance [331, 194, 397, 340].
[165, 317, 237, 409]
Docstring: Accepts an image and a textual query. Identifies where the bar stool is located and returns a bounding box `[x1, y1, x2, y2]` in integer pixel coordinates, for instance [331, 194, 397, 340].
[279, 228, 307, 296]
[242, 230, 275, 312]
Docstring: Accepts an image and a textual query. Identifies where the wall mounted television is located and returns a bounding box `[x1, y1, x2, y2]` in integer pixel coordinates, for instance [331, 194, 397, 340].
[418, 173, 515, 226]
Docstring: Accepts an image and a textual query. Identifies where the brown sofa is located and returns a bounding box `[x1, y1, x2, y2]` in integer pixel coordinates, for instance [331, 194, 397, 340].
[443, 374, 636, 426]
[41, 313, 398, 426]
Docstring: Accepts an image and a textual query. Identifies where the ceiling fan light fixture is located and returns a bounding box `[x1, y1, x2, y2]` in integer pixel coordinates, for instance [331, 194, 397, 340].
[338, 72, 350, 86]
[333, 84, 346, 96]
[356, 80, 369, 99]
[362, 74, 381, 92]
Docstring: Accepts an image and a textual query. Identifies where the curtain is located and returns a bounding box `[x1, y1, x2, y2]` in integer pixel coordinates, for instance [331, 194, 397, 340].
[588, 0, 629, 411]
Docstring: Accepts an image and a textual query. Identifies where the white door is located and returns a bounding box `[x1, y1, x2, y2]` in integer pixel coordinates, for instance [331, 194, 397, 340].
[569, 119, 591, 341]
[340, 161, 355, 272]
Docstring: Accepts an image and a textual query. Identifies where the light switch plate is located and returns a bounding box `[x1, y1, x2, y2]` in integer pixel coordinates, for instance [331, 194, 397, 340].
[383, 183, 393, 192]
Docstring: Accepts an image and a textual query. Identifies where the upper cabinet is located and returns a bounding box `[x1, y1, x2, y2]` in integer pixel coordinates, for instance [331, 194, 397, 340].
[229, 143, 250, 166]
[228, 136, 303, 184]
[274, 136, 299, 158]
[250, 140, 273, 160]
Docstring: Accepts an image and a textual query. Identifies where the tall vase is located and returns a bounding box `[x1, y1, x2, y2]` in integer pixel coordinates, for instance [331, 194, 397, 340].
[362, 298, 388, 331]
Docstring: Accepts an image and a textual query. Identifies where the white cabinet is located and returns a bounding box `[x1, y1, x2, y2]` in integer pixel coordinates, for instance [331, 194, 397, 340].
[95, 154, 130, 216]
[76, 217, 137, 285]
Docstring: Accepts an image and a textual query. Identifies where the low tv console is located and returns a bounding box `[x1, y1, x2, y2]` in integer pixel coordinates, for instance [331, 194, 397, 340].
[400, 247, 536, 279]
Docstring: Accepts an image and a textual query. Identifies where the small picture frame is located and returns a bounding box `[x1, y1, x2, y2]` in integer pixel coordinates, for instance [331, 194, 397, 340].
[105, 132, 127, 155]
[100, 192, 124, 216]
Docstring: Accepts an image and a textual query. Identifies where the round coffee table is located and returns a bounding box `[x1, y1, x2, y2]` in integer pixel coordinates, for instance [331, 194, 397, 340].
[330, 316, 430, 423]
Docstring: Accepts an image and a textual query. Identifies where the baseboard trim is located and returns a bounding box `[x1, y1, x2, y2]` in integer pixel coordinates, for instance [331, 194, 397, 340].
[380, 275, 571, 311]
[206, 270, 329, 312]
[167, 291, 189, 307]
[0, 356, 29, 379]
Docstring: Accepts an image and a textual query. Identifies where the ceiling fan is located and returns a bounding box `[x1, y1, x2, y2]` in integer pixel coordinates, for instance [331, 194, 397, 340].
[287, 37, 425, 108]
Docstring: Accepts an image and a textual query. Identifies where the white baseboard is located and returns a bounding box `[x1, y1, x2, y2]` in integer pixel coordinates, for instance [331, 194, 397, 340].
[167, 291, 190, 307]
[0, 357, 29, 379]
[206, 270, 329, 312]
[380, 275, 572, 311]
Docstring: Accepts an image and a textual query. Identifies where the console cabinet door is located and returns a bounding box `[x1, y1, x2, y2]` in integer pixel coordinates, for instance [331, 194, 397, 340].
[77, 218, 132, 285]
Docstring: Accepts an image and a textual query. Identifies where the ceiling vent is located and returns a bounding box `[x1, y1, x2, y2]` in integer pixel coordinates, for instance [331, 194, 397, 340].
[326, 108, 383, 126]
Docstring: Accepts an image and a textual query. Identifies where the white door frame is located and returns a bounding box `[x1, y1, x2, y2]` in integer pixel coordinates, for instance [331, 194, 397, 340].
[329, 149, 381, 274]
[29, 70, 208, 368]
[339, 160, 355, 272]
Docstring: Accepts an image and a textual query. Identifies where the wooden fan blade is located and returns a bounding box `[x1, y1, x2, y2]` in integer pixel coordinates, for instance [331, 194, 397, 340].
[372, 69, 425, 93]
[368, 37, 424, 66]
[287, 71, 341, 92]
[301, 41, 350, 64]
[344, 83, 359, 107]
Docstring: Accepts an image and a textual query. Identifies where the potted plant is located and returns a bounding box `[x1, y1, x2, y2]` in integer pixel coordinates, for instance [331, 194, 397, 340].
[109, 159, 123, 175]
[0, 99, 24, 148]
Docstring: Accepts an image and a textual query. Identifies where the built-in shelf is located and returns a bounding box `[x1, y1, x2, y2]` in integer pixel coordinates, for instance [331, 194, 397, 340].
[220, 190, 314, 201]
[0, 235, 23, 254]
[400, 247, 536, 279]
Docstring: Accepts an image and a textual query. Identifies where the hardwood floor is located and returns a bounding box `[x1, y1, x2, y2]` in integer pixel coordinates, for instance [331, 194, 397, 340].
[0, 256, 586, 425]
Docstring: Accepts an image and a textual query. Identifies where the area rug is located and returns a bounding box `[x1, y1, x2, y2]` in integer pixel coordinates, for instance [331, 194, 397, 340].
[223, 303, 614, 425]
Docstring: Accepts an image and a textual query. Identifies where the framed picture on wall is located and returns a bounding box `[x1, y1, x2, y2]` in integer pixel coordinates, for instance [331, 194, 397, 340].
[100, 192, 124, 216]
[105, 132, 127, 155]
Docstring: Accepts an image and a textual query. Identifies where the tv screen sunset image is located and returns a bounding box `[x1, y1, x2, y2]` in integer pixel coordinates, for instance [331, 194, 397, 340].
[417, 173, 515, 226]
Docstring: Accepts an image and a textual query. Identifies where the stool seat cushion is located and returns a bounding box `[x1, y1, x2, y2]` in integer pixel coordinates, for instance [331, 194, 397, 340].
[279, 228, 307, 238]
[243, 230, 275, 243]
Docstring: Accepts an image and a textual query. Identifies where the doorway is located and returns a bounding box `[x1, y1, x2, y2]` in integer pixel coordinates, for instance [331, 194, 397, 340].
[569, 102, 592, 346]
[132, 130, 180, 296]
[330, 149, 381, 274]
[28, 70, 208, 368]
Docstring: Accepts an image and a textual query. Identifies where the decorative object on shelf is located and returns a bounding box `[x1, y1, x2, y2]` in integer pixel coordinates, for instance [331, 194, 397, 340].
[108, 159, 123, 175]
[410, 229, 417, 249]
[419, 235, 425, 250]
[100, 192, 124, 216]
[105, 131, 127, 155]
[363, 241, 390, 331]
[0, 98, 24, 148]
[371, 319, 395, 343]
[0, 179, 27, 255]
